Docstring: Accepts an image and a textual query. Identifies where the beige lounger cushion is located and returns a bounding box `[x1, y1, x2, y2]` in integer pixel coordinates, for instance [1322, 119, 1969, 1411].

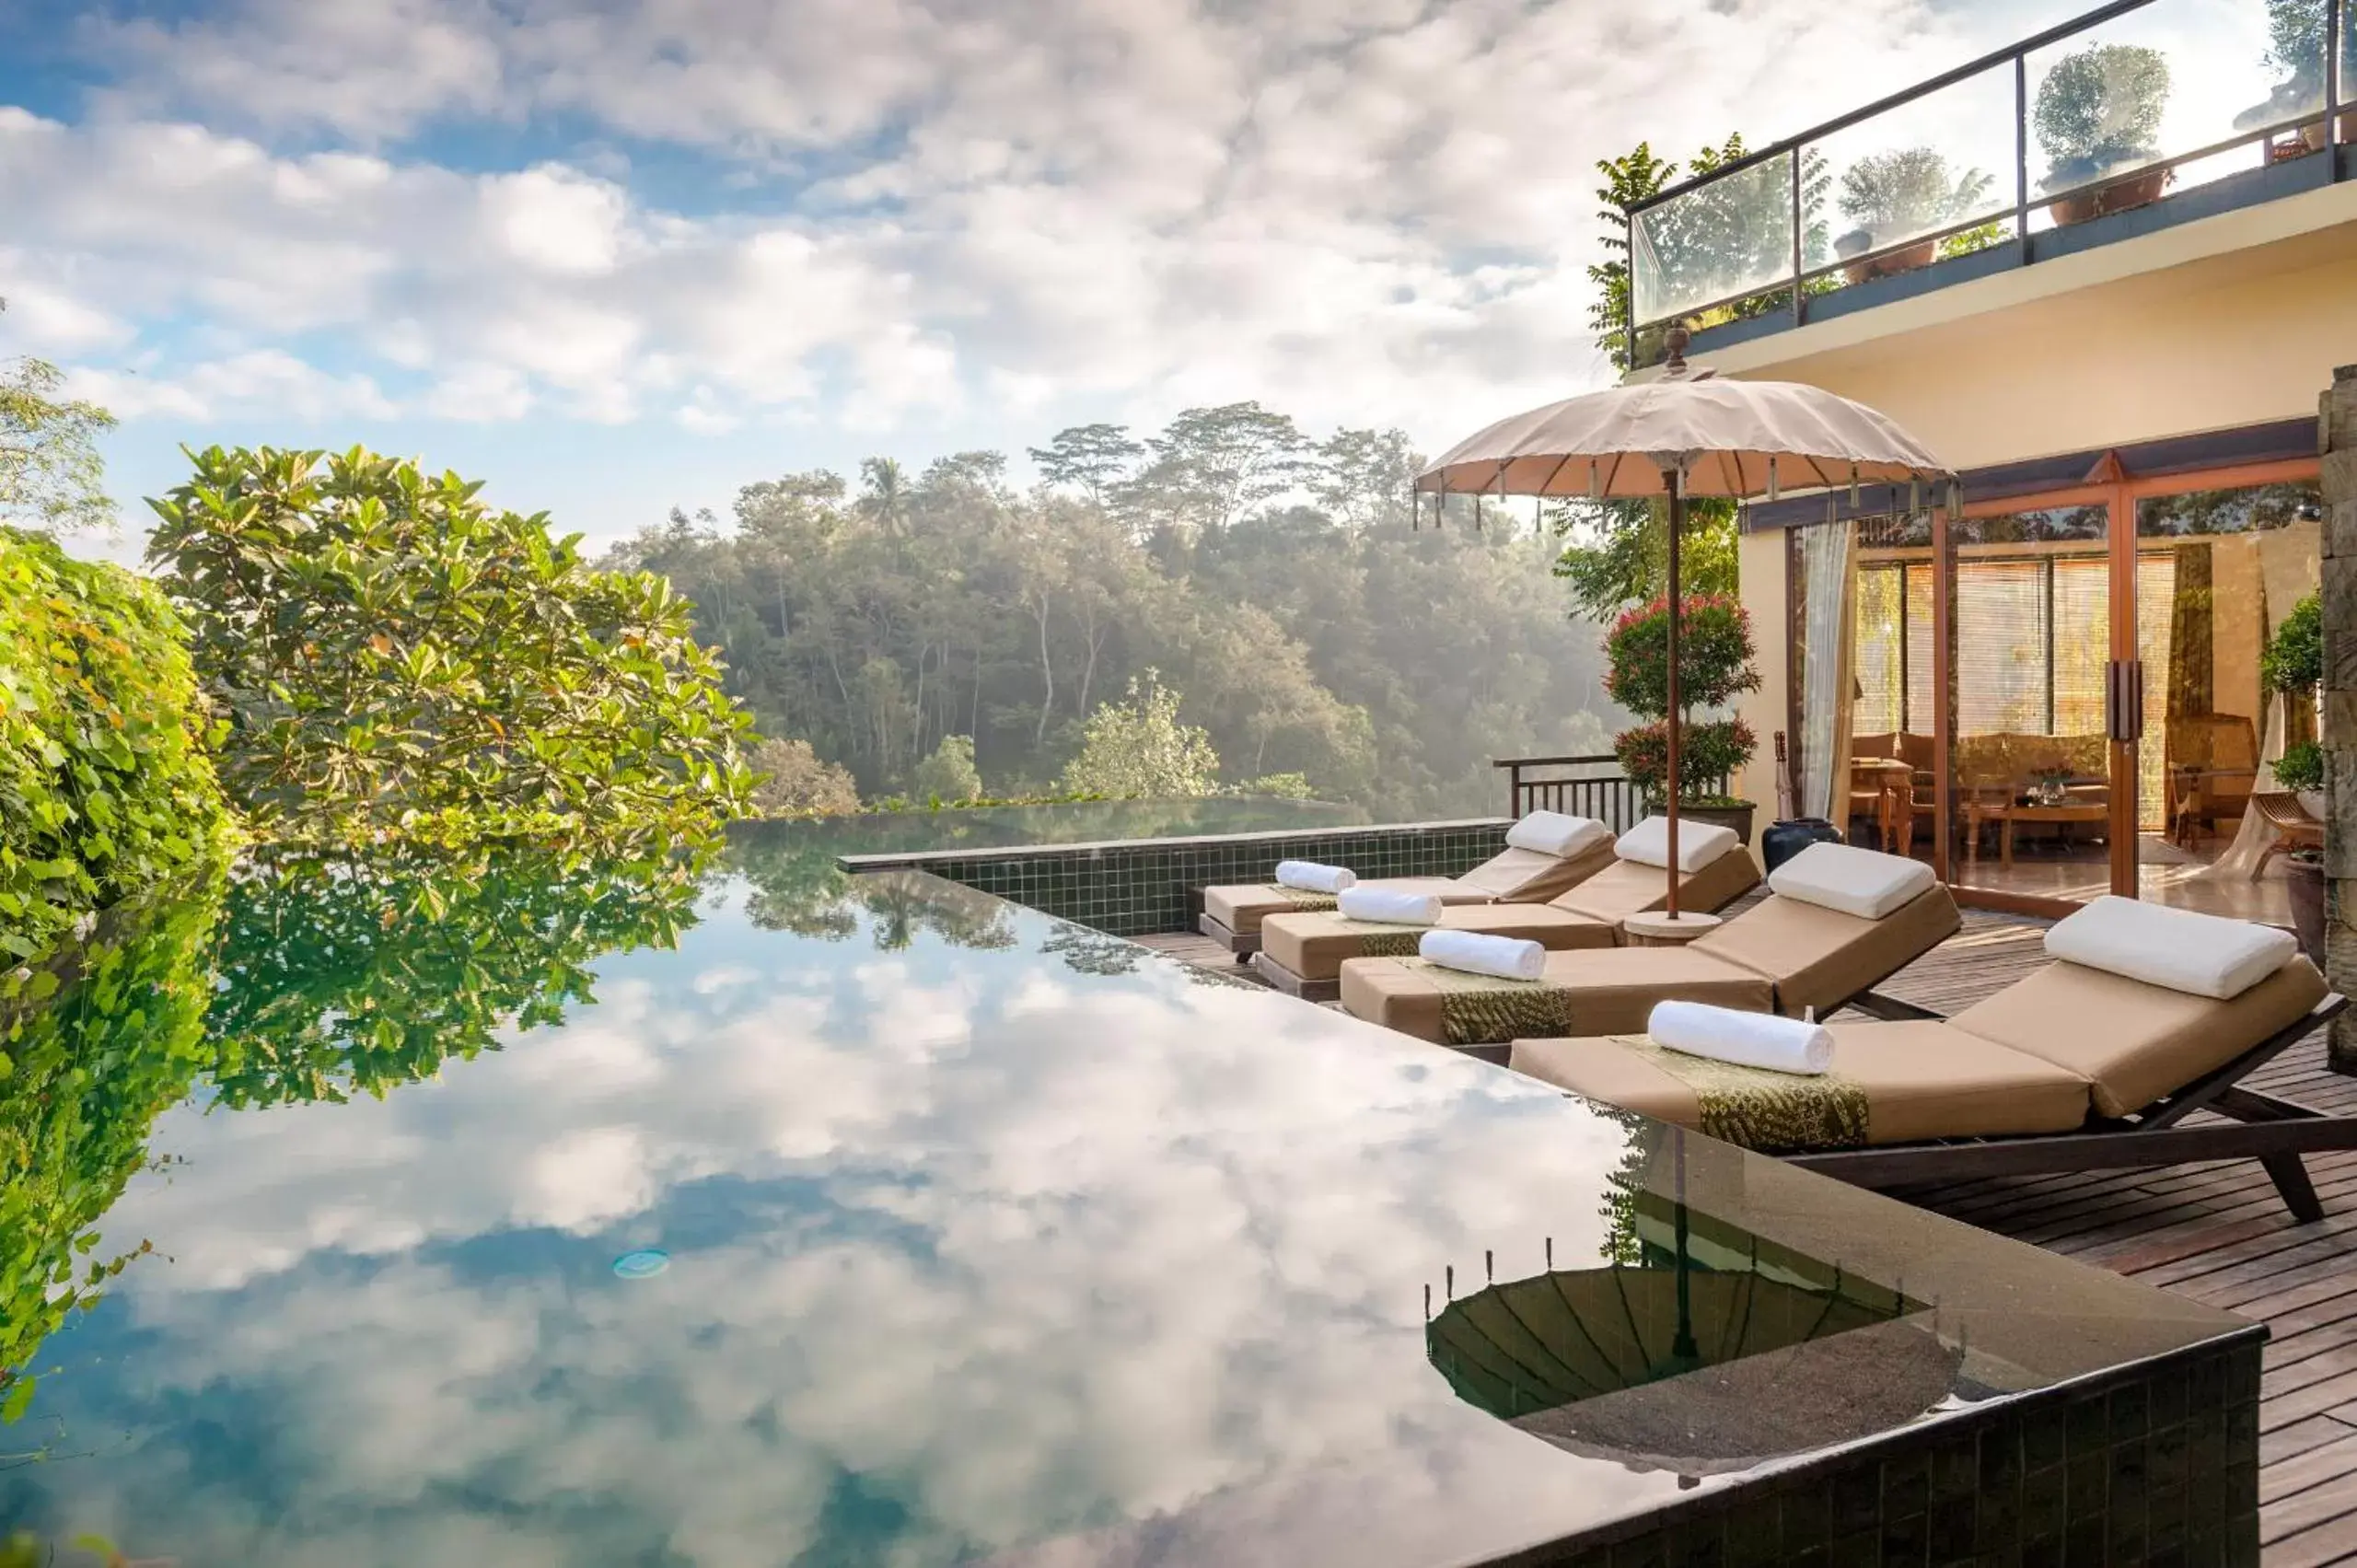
[1509, 1020, 2091, 1144]
[1457, 835, 1619, 901]
[1549, 849, 1762, 932]
[1688, 885, 1961, 1016]
[1951, 955, 2328, 1119]
[1339, 946, 1774, 1044]
[1259, 904, 1615, 983]
[1202, 877, 1478, 936]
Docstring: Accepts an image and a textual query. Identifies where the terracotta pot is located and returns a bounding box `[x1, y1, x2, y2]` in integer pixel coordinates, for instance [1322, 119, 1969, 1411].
[1678, 800, 1757, 845]
[1840, 238, 1938, 287]
[2287, 857, 2328, 971]
[2095, 167, 2170, 215]
[2046, 190, 2103, 226]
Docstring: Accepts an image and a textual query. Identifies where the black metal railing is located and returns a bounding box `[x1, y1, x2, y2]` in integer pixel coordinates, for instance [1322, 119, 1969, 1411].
[1493, 754, 1729, 829]
[1624, 0, 2350, 354]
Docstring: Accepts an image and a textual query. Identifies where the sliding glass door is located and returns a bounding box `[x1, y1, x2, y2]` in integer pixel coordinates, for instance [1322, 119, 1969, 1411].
[1941, 502, 2131, 905]
[1810, 459, 2322, 919]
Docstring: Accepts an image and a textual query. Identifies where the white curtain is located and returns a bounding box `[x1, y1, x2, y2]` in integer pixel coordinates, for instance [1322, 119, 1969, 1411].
[2191, 690, 2286, 882]
[1795, 521, 1858, 822]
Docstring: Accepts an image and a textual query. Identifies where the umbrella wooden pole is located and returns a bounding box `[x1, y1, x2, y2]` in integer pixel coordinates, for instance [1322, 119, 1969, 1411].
[1665, 473, 1683, 919]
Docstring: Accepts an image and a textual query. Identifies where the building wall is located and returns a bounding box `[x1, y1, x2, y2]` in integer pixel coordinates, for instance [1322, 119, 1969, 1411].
[1722, 209, 2356, 837]
[1733, 219, 2357, 473]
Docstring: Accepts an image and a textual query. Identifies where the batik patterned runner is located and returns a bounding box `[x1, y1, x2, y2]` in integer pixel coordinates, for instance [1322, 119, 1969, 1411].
[1608, 1034, 1869, 1151]
[1266, 885, 1340, 912]
[1394, 958, 1575, 1045]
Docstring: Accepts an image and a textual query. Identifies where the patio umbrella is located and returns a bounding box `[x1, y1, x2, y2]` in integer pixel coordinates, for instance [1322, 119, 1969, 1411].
[1415, 326, 1956, 916]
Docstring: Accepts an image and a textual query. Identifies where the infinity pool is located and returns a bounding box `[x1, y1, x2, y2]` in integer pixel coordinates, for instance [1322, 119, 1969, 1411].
[0, 830, 2256, 1564]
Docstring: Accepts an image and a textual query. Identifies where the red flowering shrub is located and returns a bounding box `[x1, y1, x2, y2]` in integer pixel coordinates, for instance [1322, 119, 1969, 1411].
[1604, 592, 1760, 803]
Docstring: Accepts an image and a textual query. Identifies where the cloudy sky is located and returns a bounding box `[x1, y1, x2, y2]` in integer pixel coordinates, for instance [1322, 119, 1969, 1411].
[1, 0, 2116, 552]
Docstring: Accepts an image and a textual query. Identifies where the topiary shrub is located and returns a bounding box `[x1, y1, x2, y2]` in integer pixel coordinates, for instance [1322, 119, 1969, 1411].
[0, 528, 233, 984]
[1605, 593, 1761, 805]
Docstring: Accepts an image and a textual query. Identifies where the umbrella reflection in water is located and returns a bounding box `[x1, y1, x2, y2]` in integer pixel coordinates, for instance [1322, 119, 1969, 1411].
[1425, 1130, 1966, 1477]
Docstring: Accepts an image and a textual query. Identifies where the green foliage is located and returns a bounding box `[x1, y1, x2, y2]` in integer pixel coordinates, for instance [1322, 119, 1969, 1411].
[0, 300, 117, 538]
[1028, 424, 1144, 505]
[749, 736, 863, 817]
[910, 734, 983, 804]
[2265, 591, 2323, 696]
[145, 445, 756, 850]
[2275, 740, 2326, 794]
[1836, 147, 1994, 237]
[1612, 716, 1759, 805]
[2035, 44, 2171, 182]
[1, 869, 226, 1427]
[1586, 143, 1678, 373]
[1, 528, 233, 983]
[1605, 595, 1761, 802]
[603, 405, 1616, 821]
[1232, 772, 1315, 799]
[1061, 670, 1221, 799]
[203, 836, 713, 1109]
[1551, 497, 1739, 622]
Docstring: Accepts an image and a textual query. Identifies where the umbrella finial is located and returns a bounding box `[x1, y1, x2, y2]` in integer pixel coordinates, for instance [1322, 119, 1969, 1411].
[1663, 322, 1691, 376]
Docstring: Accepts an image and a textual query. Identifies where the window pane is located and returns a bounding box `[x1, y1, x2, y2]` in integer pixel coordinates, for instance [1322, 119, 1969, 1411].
[1956, 560, 2049, 735]
[1855, 565, 1904, 734]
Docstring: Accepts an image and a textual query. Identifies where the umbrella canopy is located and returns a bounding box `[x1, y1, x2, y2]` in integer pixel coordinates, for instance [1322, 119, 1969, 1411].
[1415, 371, 1954, 504]
[1414, 331, 1956, 914]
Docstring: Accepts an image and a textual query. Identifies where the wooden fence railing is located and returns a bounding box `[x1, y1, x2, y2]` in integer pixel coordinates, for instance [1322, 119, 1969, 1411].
[1492, 754, 1726, 830]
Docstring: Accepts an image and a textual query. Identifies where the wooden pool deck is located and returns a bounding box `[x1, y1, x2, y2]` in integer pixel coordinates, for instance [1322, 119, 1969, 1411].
[1135, 909, 2357, 1564]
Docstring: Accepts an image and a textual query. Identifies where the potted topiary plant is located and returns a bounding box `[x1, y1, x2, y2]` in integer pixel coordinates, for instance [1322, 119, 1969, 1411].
[2035, 42, 2175, 225]
[1832, 147, 1994, 284]
[2235, 0, 2357, 157]
[1606, 592, 1763, 842]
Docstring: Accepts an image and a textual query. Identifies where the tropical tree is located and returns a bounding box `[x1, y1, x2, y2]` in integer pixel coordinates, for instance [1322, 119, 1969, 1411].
[1061, 670, 1221, 798]
[0, 300, 116, 537]
[1028, 424, 1144, 505]
[911, 734, 984, 803]
[146, 446, 756, 848]
[749, 737, 862, 816]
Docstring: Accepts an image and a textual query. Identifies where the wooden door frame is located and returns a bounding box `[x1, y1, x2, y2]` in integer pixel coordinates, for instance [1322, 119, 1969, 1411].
[1933, 454, 2321, 906]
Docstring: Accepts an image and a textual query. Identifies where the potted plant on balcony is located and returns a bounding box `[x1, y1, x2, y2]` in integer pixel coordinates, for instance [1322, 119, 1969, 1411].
[1607, 592, 1762, 842]
[2236, 0, 2357, 157]
[2270, 741, 2328, 965]
[1832, 147, 1995, 284]
[2035, 42, 2175, 225]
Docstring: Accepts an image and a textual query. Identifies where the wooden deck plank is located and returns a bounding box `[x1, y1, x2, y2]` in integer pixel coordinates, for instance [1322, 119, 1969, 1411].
[1139, 905, 2357, 1558]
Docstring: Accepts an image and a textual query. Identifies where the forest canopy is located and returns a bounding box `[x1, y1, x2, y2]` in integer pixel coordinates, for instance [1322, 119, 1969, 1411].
[603, 401, 1621, 821]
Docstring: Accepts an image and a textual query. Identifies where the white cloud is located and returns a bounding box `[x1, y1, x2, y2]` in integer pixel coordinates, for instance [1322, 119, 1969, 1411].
[62, 350, 400, 423]
[4, 0, 2107, 457]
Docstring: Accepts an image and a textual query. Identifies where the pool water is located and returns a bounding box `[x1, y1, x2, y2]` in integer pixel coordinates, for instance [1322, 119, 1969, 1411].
[0, 830, 2250, 1565]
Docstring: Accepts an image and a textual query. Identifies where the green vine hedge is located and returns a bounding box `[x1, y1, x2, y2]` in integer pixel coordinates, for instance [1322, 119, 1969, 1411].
[0, 528, 233, 989]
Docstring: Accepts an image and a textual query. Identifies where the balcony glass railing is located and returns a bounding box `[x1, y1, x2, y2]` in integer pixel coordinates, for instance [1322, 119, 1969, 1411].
[1627, 0, 2354, 343]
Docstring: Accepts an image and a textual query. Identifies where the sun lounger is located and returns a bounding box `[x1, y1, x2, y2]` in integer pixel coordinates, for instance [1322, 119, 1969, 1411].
[1249, 844, 1763, 1001]
[1339, 844, 1958, 1048]
[1197, 827, 1620, 957]
[1508, 925, 2350, 1220]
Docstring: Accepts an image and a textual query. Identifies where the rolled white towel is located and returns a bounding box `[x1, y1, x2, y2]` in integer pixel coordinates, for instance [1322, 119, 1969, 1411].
[1273, 860, 1355, 894]
[1647, 1000, 1832, 1076]
[1339, 886, 1443, 925]
[1504, 810, 1611, 859]
[1420, 928, 1546, 981]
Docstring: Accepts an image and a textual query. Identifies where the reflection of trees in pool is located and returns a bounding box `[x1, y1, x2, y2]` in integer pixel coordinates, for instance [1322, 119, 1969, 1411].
[725, 831, 1017, 951]
[1039, 923, 1142, 976]
[1, 870, 226, 1428]
[204, 838, 714, 1109]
